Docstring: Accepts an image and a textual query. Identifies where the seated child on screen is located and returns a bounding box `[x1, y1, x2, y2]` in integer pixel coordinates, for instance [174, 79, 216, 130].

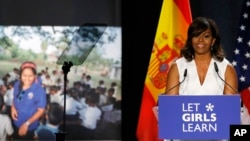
[0, 95, 14, 141]
[34, 102, 63, 141]
[76, 90, 101, 139]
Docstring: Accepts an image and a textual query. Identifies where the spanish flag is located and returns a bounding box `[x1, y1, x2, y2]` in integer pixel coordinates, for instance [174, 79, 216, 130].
[136, 0, 192, 140]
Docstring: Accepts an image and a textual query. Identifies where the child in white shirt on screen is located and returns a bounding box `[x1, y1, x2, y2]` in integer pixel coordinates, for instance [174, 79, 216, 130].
[0, 95, 14, 141]
[65, 88, 83, 121]
[79, 90, 101, 130]
[49, 85, 63, 106]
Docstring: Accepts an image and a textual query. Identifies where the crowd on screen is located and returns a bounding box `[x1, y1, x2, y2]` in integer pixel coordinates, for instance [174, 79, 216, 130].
[0, 66, 121, 140]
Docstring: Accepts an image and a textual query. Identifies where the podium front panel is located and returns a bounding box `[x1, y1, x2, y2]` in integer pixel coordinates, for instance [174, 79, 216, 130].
[158, 95, 241, 140]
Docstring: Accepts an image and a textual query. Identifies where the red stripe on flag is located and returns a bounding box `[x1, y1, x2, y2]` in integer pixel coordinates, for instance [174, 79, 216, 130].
[137, 0, 192, 140]
[150, 64, 160, 76]
[174, 0, 192, 23]
[136, 86, 163, 141]
[148, 59, 159, 75]
[241, 88, 250, 114]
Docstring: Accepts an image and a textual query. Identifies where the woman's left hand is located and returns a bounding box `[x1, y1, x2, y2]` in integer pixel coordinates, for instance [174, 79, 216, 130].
[18, 123, 28, 136]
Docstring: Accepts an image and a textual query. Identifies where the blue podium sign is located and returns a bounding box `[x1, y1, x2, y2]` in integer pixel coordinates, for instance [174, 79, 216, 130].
[158, 95, 241, 140]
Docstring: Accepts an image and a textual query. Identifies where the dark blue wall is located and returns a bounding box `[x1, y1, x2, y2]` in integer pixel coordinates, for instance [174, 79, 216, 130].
[190, 0, 244, 61]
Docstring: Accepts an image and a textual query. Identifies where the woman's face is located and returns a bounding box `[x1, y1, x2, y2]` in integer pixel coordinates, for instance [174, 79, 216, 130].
[21, 68, 36, 87]
[192, 29, 215, 55]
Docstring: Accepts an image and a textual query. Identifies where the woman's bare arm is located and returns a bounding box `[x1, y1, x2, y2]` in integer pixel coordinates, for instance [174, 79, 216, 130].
[224, 64, 238, 95]
[165, 63, 180, 95]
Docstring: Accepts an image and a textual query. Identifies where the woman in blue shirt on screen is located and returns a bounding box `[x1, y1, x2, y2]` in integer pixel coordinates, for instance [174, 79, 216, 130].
[11, 61, 47, 140]
[164, 17, 238, 141]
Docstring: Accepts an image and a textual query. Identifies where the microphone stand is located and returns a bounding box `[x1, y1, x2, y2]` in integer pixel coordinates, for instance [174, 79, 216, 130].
[54, 24, 107, 141]
[55, 61, 73, 141]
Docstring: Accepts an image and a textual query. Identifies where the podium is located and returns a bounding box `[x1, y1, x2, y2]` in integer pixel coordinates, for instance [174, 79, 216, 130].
[157, 95, 241, 140]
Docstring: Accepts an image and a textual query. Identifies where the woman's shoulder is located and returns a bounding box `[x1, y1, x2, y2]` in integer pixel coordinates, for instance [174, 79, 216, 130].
[175, 57, 191, 67]
[213, 58, 235, 73]
[175, 57, 189, 62]
[223, 58, 236, 73]
[13, 80, 20, 87]
[214, 57, 232, 67]
[32, 82, 45, 92]
[222, 58, 231, 63]
[215, 57, 231, 64]
[175, 56, 185, 61]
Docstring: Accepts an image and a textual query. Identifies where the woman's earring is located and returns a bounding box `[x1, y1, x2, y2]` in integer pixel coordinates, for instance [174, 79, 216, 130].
[211, 46, 214, 51]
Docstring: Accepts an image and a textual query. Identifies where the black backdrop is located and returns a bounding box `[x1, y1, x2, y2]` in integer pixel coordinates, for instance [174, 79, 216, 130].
[0, 0, 245, 140]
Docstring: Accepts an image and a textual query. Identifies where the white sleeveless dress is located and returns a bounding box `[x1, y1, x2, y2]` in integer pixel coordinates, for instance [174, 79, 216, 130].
[176, 57, 229, 95]
[164, 57, 230, 141]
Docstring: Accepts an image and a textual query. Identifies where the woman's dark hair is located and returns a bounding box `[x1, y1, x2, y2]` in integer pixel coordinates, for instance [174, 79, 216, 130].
[47, 102, 63, 125]
[181, 17, 225, 61]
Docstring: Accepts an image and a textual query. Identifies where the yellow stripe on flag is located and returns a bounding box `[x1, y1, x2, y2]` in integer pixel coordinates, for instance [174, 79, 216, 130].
[146, 0, 191, 102]
[137, 0, 192, 141]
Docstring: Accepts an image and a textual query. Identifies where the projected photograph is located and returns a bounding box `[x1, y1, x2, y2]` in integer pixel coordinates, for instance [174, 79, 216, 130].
[0, 25, 121, 140]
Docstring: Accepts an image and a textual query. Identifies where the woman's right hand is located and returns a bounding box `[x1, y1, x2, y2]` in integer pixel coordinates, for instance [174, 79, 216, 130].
[11, 105, 18, 121]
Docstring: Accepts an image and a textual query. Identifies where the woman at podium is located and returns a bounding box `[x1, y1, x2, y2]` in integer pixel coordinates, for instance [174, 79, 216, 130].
[164, 17, 238, 141]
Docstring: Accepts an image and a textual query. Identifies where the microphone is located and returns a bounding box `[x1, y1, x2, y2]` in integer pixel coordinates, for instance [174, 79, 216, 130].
[164, 68, 187, 94]
[214, 62, 244, 108]
[214, 62, 238, 94]
[156, 69, 187, 106]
